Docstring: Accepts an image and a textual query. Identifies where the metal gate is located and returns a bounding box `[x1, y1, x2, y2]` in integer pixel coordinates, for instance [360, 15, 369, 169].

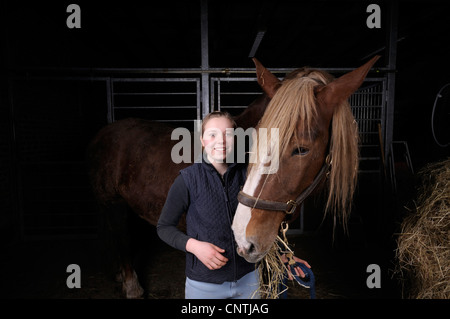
[349, 79, 387, 175]
[109, 78, 201, 127]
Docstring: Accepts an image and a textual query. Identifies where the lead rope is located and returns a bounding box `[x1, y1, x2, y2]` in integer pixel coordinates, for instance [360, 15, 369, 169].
[278, 222, 316, 299]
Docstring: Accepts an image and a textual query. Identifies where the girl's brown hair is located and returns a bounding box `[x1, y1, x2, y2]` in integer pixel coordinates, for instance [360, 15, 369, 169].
[201, 111, 237, 135]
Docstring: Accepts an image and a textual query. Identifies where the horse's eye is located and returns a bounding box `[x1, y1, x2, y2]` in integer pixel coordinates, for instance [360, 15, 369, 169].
[292, 147, 309, 156]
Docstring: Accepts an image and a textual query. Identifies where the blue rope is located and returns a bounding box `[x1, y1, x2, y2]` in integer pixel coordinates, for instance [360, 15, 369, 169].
[279, 262, 316, 299]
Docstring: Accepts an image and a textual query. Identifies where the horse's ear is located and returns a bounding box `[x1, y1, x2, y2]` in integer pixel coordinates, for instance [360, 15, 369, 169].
[253, 58, 281, 98]
[315, 55, 381, 120]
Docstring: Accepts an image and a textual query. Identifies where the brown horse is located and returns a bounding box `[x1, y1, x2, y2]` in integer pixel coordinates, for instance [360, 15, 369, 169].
[232, 56, 380, 263]
[87, 80, 270, 298]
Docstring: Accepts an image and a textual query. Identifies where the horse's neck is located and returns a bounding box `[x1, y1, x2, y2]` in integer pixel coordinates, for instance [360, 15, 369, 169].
[234, 94, 270, 130]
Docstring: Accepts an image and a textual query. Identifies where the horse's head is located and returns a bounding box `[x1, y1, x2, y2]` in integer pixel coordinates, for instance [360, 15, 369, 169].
[232, 56, 380, 263]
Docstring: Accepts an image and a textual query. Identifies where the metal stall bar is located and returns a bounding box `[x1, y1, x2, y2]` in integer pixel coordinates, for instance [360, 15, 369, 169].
[200, 0, 210, 118]
[385, 0, 398, 181]
[10, 66, 392, 75]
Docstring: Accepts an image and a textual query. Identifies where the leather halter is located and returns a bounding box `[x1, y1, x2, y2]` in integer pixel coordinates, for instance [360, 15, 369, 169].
[237, 154, 332, 216]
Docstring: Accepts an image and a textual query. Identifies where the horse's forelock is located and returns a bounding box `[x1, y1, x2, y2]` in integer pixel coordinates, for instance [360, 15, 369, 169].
[248, 70, 329, 173]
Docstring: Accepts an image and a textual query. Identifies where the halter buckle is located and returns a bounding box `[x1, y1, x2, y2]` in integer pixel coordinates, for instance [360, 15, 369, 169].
[285, 200, 297, 215]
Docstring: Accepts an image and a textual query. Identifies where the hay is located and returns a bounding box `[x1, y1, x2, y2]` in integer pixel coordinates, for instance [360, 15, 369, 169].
[395, 158, 450, 299]
[256, 236, 291, 299]
[255, 221, 308, 300]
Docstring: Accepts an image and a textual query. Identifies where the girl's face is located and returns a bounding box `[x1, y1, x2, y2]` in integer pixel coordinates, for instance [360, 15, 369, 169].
[201, 117, 235, 164]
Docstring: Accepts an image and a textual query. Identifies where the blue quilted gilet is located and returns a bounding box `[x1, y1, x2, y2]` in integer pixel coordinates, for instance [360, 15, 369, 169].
[180, 161, 256, 284]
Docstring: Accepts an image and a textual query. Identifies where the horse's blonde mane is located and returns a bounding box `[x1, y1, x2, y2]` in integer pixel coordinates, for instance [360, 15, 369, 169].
[327, 94, 359, 229]
[250, 68, 359, 228]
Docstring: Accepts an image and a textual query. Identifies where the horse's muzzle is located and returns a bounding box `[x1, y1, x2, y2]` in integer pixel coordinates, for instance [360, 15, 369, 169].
[236, 240, 266, 263]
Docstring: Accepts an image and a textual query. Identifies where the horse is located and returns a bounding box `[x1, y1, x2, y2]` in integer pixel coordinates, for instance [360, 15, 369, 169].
[86, 73, 271, 298]
[232, 56, 380, 263]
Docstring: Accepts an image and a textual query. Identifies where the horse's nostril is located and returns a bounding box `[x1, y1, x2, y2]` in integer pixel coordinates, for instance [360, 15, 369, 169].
[248, 243, 255, 254]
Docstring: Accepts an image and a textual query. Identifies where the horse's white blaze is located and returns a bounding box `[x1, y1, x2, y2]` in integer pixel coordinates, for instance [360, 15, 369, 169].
[232, 167, 261, 252]
[232, 204, 252, 251]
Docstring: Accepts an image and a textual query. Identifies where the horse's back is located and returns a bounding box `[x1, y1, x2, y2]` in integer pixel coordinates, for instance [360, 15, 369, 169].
[87, 118, 187, 224]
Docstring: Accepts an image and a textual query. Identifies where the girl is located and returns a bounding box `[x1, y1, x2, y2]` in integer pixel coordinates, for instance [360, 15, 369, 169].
[157, 111, 258, 299]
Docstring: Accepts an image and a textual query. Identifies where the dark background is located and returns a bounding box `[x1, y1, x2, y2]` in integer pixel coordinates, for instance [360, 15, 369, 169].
[2, 0, 448, 165]
[1, 0, 449, 299]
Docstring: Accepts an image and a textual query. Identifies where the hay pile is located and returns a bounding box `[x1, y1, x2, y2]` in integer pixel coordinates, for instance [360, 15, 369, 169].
[396, 158, 450, 299]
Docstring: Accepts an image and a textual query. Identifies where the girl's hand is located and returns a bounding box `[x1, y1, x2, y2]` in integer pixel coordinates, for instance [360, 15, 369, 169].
[281, 254, 311, 280]
[186, 238, 229, 270]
